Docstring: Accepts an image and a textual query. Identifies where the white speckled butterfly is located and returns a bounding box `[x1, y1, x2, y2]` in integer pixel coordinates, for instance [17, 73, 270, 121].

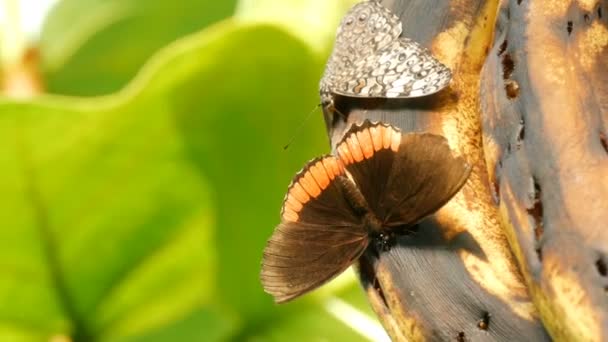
[320, 0, 452, 112]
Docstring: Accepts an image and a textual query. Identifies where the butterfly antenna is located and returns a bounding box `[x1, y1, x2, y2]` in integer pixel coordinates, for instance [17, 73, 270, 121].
[332, 105, 347, 120]
[283, 103, 322, 150]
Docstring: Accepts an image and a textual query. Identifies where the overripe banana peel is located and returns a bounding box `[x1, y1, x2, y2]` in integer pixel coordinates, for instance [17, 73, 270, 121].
[480, 0, 608, 341]
[324, 0, 608, 340]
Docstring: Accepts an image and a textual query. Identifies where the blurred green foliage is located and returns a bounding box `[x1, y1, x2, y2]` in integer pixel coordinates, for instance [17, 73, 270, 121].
[40, 0, 237, 95]
[0, 0, 381, 341]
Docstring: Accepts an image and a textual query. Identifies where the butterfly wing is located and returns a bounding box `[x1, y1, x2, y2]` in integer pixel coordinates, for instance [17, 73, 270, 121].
[380, 132, 471, 226]
[336, 121, 470, 228]
[261, 156, 369, 303]
[321, 1, 402, 91]
[331, 38, 452, 98]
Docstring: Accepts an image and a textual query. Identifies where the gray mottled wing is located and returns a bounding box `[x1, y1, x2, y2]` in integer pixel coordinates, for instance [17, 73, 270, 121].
[321, 1, 401, 91]
[332, 38, 452, 98]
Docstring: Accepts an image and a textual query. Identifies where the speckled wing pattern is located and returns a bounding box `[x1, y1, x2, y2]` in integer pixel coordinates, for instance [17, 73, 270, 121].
[320, 0, 452, 105]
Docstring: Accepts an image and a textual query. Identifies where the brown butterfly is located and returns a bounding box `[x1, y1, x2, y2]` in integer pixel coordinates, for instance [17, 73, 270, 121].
[261, 120, 470, 303]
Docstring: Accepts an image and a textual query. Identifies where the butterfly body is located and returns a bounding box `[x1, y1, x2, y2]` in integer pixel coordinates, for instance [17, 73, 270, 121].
[261, 120, 470, 303]
[320, 1, 452, 119]
[336, 175, 397, 238]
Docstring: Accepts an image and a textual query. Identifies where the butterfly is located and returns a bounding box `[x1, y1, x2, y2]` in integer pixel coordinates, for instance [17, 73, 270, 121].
[319, 1, 452, 115]
[261, 120, 470, 303]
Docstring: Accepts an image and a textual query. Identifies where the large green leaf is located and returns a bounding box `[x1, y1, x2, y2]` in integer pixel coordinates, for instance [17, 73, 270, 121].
[165, 21, 379, 340]
[167, 20, 327, 323]
[2, 13, 379, 340]
[0, 90, 219, 341]
[40, 0, 237, 96]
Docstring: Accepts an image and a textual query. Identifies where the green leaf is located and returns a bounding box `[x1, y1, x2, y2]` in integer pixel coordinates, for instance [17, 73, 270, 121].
[0, 89, 219, 340]
[3, 2, 380, 339]
[167, 21, 328, 322]
[40, 0, 237, 96]
[164, 20, 380, 340]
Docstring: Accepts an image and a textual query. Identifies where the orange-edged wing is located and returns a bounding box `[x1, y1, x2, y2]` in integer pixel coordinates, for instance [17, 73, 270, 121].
[336, 120, 471, 228]
[261, 156, 369, 303]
